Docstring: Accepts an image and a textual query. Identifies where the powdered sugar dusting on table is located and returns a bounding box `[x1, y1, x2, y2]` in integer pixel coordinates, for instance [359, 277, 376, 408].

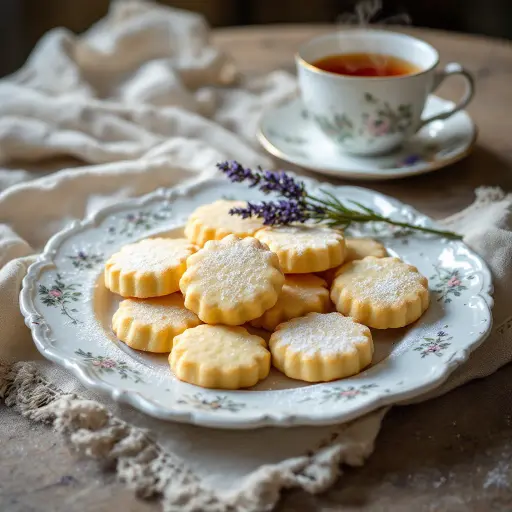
[483, 460, 510, 489]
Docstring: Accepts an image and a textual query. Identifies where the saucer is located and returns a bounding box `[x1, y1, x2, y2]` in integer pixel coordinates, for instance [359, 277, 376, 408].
[258, 95, 477, 180]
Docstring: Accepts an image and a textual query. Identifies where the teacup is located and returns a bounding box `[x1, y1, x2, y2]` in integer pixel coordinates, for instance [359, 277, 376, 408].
[296, 29, 475, 155]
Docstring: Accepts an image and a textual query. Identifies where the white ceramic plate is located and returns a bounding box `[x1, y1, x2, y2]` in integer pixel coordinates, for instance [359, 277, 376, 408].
[258, 95, 477, 180]
[20, 176, 493, 429]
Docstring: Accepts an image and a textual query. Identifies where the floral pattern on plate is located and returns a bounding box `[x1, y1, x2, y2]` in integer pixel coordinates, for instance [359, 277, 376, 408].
[75, 349, 144, 383]
[177, 393, 246, 413]
[106, 205, 172, 241]
[67, 251, 103, 270]
[38, 273, 82, 324]
[431, 265, 475, 303]
[414, 330, 453, 358]
[20, 176, 493, 428]
[300, 384, 379, 404]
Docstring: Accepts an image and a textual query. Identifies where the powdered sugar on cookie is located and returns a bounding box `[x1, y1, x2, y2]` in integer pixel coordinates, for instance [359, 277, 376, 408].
[185, 200, 264, 246]
[170, 324, 270, 389]
[255, 225, 346, 273]
[269, 312, 373, 382]
[331, 256, 430, 329]
[105, 238, 197, 298]
[250, 274, 331, 331]
[271, 312, 370, 357]
[180, 235, 284, 325]
[110, 238, 195, 274]
[344, 238, 387, 262]
[119, 294, 199, 327]
[112, 293, 201, 353]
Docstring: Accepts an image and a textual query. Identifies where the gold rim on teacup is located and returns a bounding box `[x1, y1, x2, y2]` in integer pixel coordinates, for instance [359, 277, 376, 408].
[296, 29, 440, 81]
[295, 28, 474, 156]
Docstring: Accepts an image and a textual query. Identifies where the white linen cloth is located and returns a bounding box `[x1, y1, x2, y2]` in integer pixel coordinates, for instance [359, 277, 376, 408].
[1, 2, 512, 511]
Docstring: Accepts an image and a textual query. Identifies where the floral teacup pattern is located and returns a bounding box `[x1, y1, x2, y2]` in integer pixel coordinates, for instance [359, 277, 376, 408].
[313, 93, 413, 146]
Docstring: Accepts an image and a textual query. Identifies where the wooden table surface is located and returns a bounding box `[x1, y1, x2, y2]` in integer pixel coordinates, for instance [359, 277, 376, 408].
[2, 25, 512, 512]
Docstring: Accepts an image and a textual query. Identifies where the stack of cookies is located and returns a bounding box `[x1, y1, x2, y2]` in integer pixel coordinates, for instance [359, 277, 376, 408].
[105, 200, 430, 389]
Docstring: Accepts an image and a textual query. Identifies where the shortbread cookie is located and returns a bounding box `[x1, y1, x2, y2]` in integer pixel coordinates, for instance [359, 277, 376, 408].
[105, 238, 197, 298]
[316, 267, 340, 287]
[269, 312, 373, 382]
[170, 325, 270, 389]
[331, 256, 429, 329]
[318, 238, 387, 285]
[112, 294, 201, 353]
[185, 200, 264, 247]
[345, 238, 387, 262]
[254, 225, 346, 273]
[180, 234, 284, 325]
[250, 274, 331, 331]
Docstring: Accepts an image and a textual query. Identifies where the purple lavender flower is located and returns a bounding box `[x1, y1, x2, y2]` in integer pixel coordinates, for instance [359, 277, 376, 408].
[230, 200, 309, 225]
[216, 161, 261, 188]
[217, 161, 305, 200]
[258, 170, 304, 199]
[402, 154, 422, 166]
[217, 161, 462, 240]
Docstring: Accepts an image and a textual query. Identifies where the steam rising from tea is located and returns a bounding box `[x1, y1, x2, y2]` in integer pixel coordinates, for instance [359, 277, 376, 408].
[323, 1, 415, 78]
[336, 0, 411, 27]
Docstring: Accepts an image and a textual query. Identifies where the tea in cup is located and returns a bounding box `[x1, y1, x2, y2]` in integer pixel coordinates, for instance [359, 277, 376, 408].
[296, 29, 474, 155]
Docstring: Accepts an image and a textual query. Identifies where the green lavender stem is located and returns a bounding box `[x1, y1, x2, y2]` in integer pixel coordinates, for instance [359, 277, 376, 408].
[306, 191, 462, 240]
[329, 213, 462, 239]
[217, 161, 462, 240]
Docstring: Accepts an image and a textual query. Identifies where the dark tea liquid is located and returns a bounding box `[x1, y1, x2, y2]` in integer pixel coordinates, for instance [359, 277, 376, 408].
[312, 53, 420, 77]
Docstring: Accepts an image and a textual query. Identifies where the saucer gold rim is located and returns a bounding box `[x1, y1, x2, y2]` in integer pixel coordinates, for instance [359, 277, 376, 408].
[257, 97, 478, 181]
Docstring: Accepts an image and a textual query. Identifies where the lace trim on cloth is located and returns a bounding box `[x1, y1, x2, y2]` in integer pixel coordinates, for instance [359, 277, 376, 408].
[0, 360, 385, 512]
[440, 187, 509, 227]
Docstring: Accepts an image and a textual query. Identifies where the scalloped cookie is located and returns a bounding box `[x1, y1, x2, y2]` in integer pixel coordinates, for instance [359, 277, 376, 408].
[250, 274, 332, 331]
[112, 294, 201, 353]
[170, 325, 270, 389]
[185, 200, 264, 247]
[269, 312, 373, 382]
[179, 234, 284, 325]
[345, 238, 387, 262]
[331, 256, 430, 329]
[104, 238, 197, 298]
[254, 225, 346, 273]
[318, 237, 388, 285]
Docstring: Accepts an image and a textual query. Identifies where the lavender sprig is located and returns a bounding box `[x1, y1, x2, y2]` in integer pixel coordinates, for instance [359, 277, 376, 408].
[217, 161, 305, 200]
[230, 200, 324, 225]
[216, 161, 462, 239]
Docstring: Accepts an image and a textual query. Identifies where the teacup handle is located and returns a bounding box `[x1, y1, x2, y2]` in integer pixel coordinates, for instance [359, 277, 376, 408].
[418, 62, 475, 130]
